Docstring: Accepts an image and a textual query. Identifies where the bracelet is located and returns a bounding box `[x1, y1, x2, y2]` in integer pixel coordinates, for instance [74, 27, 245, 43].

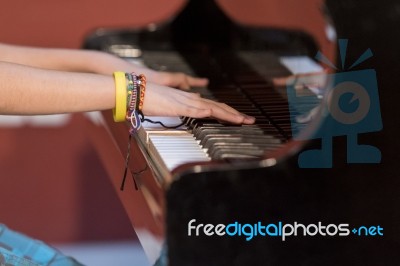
[127, 73, 139, 118]
[125, 72, 134, 108]
[113, 72, 128, 122]
[113, 71, 146, 131]
[126, 73, 144, 134]
[125, 73, 136, 116]
[138, 74, 146, 111]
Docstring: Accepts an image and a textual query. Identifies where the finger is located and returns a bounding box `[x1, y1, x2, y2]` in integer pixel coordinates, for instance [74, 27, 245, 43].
[200, 101, 254, 124]
[185, 95, 256, 124]
[242, 115, 256, 124]
[179, 78, 191, 90]
[201, 98, 241, 115]
[201, 99, 256, 124]
[209, 107, 251, 124]
[183, 105, 243, 124]
[187, 76, 209, 87]
[176, 91, 255, 124]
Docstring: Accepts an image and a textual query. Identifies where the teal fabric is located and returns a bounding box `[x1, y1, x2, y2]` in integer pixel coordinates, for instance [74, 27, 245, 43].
[153, 244, 167, 266]
[0, 224, 83, 266]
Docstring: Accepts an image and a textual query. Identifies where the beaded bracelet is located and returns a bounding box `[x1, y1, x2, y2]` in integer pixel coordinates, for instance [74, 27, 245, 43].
[125, 72, 134, 108]
[138, 74, 146, 111]
[125, 73, 136, 116]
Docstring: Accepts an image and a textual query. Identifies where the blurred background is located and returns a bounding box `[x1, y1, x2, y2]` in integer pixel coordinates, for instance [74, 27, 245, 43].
[0, 0, 332, 265]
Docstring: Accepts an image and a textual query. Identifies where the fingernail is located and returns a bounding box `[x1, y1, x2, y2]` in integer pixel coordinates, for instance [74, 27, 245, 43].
[245, 115, 256, 123]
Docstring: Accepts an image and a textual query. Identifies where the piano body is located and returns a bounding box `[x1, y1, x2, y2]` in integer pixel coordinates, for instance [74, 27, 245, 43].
[85, 0, 400, 265]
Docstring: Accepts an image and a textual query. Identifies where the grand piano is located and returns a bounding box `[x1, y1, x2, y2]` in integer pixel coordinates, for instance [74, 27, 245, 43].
[84, 0, 400, 265]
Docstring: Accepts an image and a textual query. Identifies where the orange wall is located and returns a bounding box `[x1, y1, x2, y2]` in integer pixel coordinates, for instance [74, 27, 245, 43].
[217, 0, 335, 61]
[0, 0, 185, 48]
[0, 115, 135, 243]
[0, 0, 334, 58]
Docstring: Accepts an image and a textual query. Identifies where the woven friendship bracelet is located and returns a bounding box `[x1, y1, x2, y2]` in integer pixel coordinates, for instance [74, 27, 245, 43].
[128, 73, 145, 134]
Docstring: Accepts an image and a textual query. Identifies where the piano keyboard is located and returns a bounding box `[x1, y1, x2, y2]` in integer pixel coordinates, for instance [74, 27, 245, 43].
[124, 50, 321, 182]
[138, 117, 211, 175]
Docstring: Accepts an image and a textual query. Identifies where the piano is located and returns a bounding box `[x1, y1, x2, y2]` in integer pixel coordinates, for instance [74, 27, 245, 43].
[84, 0, 400, 265]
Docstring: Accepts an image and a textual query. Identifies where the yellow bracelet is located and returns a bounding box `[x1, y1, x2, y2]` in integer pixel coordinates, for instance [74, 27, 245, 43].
[113, 72, 128, 122]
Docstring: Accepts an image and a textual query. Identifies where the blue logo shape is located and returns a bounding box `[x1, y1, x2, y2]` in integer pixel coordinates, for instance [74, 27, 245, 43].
[287, 39, 382, 168]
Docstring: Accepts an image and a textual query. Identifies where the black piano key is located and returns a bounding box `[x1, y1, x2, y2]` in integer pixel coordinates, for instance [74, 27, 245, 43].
[212, 149, 265, 160]
[194, 128, 268, 140]
[208, 143, 282, 158]
[200, 135, 284, 149]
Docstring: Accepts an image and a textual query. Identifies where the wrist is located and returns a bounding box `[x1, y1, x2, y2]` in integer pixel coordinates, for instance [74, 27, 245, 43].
[112, 72, 147, 124]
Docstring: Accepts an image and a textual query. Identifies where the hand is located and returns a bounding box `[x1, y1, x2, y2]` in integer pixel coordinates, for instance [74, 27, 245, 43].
[142, 83, 255, 124]
[146, 71, 209, 90]
[99, 52, 209, 89]
[84, 52, 209, 90]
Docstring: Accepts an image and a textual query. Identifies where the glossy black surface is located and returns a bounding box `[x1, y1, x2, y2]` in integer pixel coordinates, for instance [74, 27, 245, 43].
[166, 1, 400, 265]
[85, 0, 400, 265]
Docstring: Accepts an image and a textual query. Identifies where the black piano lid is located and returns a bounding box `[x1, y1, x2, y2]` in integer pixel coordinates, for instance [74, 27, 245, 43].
[85, 0, 400, 265]
[83, 0, 318, 56]
[167, 1, 400, 265]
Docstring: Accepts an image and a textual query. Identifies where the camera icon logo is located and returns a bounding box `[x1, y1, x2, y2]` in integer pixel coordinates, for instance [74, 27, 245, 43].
[287, 39, 382, 168]
[328, 81, 370, 125]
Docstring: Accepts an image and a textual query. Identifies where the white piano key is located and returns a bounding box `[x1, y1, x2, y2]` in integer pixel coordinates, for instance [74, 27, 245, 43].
[141, 116, 211, 172]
